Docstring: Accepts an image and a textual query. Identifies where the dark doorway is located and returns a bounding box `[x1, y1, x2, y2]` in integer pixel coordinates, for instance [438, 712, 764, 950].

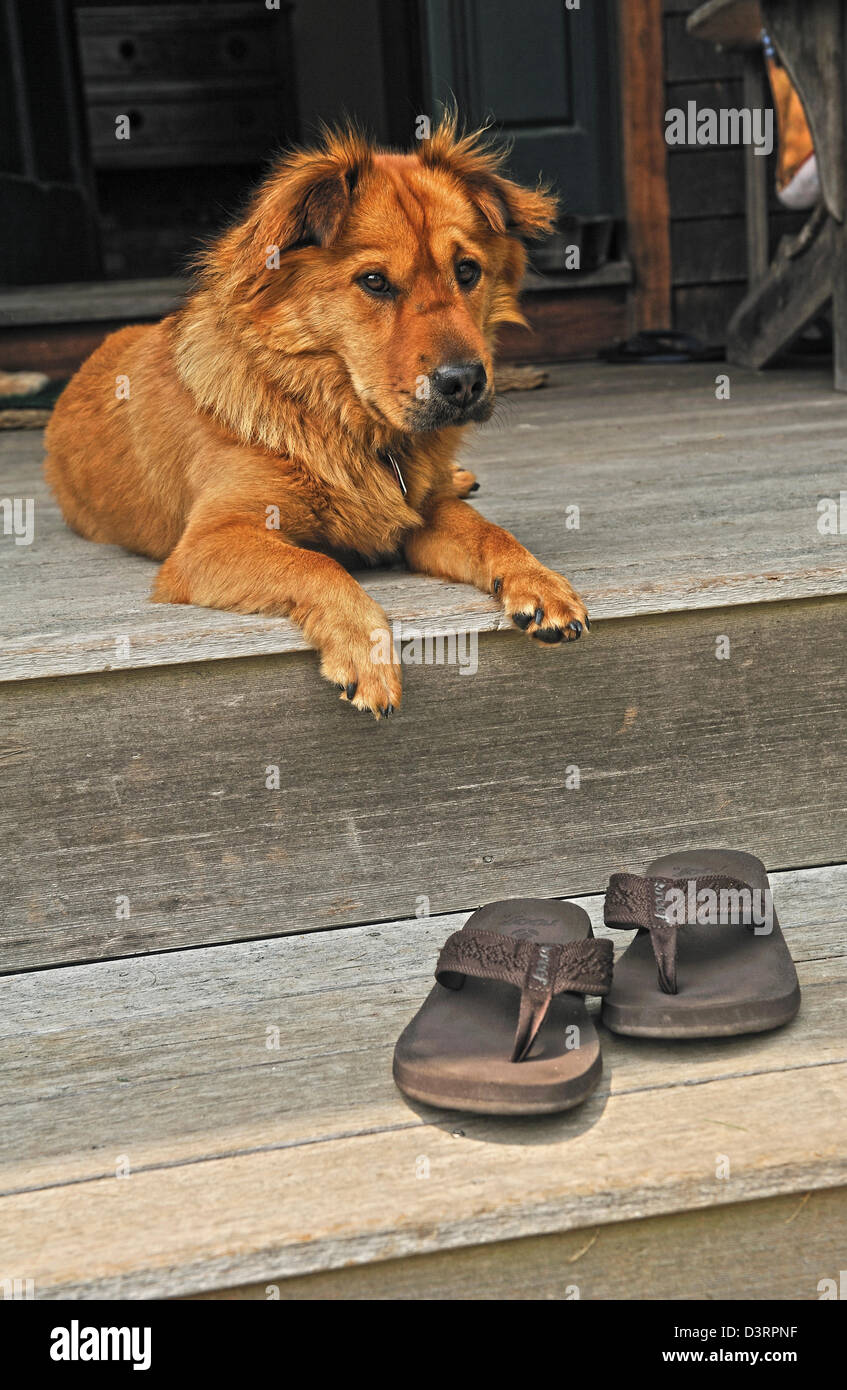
[1, 0, 622, 287]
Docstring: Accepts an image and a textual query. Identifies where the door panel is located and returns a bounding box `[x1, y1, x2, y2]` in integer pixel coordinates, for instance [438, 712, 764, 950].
[422, 0, 621, 216]
[0, 0, 101, 284]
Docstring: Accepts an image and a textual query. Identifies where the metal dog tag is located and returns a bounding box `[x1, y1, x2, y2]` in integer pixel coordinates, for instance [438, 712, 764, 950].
[384, 450, 408, 497]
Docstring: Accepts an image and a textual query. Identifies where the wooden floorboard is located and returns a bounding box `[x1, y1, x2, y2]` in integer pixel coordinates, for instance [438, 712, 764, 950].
[3, 592, 845, 970]
[2, 865, 844, 1191]
[1, 865, 845, 1298]
[195, 1188, 847, 1301]
[3, 362, 847, 682]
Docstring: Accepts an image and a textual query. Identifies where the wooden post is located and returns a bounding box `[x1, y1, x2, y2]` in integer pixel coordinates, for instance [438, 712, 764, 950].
[618, 0, 672, 331]
[742, 52, 770, 286]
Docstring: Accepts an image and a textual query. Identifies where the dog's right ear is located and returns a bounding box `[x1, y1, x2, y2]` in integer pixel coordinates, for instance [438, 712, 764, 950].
[269, 131, 373, 251]
[209, 130, 372, 295]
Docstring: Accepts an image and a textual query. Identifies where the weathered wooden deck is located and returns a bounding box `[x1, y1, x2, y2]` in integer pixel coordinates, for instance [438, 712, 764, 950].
[1, 361, 846, 1298]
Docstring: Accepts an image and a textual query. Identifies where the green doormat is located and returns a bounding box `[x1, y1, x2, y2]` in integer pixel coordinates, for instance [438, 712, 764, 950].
[0, 379, 67, 429]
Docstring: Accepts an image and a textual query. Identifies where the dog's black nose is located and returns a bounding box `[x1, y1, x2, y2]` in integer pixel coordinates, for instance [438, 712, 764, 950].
[432, 361, 487, 410]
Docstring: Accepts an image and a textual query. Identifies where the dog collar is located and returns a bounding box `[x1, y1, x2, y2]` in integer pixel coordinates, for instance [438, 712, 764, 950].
[379, 448, 408, 497]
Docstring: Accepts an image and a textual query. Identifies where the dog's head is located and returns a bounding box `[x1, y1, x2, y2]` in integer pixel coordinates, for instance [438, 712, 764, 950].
[210, 115, 557, 433]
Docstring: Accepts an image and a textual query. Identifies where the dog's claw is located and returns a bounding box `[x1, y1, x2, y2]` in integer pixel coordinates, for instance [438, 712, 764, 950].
[493, 577, 502, 596]
[567, 620, 582, 638]
[470, 481, 480, 492]
[534, 606, 544, 625]
[585, 616, 591, 630]
[346, 681, 357, 699]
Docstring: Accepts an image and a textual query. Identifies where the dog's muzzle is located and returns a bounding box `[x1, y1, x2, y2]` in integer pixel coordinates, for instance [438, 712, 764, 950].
[411, 360, 493, 430]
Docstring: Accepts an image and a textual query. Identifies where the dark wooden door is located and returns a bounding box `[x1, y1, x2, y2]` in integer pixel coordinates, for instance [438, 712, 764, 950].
[422, 0, 621, 216]
[0, 0, 102, 284]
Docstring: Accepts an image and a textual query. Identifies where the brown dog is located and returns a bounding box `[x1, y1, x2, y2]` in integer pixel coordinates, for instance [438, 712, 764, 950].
[45, 116, 589, 718]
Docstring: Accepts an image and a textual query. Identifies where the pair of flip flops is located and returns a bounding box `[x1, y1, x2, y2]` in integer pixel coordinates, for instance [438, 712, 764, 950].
[599, 331, 723, 364]
[393, 850, 801, 1115]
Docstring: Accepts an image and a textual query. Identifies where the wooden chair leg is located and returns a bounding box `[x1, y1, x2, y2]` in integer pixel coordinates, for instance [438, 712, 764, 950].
[726, 208, 833, 368]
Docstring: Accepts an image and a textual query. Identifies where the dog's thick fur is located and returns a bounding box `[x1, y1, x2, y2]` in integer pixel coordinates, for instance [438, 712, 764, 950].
[45, 116, 588, 717]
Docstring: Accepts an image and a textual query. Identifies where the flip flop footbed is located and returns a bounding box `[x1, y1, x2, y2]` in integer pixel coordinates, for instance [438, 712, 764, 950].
[394, 899, 608, 1115]
[601, 850, 801, 1038]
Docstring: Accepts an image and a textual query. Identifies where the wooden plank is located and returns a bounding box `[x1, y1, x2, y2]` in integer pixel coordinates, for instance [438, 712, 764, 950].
[0, 269, 632, 329]
[2, 596, 846, 971]
[672, 216, 749, 285]
[673, 282, 746, 340]
[665, 75, 744, 118]
[2, 1059, 844, 1298]
[1, 864, 844, 1297]
[671, 212, 803, 286]
[2, 864, 844, 1191]
[522, 262, 632, 292]
[0, 278, 190, 327]
[619, 0, 672, 330]
[666, 10, 743, 79]
[0, 322, 137, 380]
[687, 0, 765, 49]
[0, 289, 628, 378]
[668, 148, 798, 221]
[494, 288, 627, 363]
[668, 148, 746, 218]
[4, 363, 847, 683]
[194, 1187, 847, 1300]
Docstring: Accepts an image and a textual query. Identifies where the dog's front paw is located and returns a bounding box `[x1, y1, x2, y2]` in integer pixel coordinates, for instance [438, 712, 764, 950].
[451, 464, 479, 498]
[320, 611, 402, 720]
[494, 563, 590, 644]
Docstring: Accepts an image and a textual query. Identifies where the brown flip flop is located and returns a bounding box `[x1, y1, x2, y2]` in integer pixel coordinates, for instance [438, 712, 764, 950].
[393, 899, 613, 1115]
[601, 849, 801, 1038]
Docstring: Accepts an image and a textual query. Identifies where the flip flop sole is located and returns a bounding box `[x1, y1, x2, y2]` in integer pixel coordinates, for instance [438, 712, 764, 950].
[601, 850, 801, 1038]
[394, 899, 604, 1115]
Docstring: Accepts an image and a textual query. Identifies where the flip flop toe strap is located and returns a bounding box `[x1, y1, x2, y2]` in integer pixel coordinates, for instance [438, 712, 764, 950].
[604, 872, 760, 995]
[435, 928, 613, 1063]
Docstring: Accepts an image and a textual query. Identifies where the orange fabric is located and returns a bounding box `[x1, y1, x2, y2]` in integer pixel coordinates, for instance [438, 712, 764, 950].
[766, 57, 815, 190]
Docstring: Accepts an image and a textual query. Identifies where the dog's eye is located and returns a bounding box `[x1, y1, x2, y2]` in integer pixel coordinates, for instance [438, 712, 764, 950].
[358, 272, 392, 297]
[455, 258, 481, 289]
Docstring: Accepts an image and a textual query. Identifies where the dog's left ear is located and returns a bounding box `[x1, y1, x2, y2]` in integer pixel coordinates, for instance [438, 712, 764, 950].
[470, 173, 558, 242]
[421, 117, 558, 242]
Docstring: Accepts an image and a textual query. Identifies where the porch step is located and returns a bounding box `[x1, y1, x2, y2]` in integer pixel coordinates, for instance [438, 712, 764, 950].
[3, 359, 847, 1298]
[3, 361, 847, 684]
[1, 863, 844, 1299]
[0, 263, 633, 330]
[2, 362, 847, 974]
